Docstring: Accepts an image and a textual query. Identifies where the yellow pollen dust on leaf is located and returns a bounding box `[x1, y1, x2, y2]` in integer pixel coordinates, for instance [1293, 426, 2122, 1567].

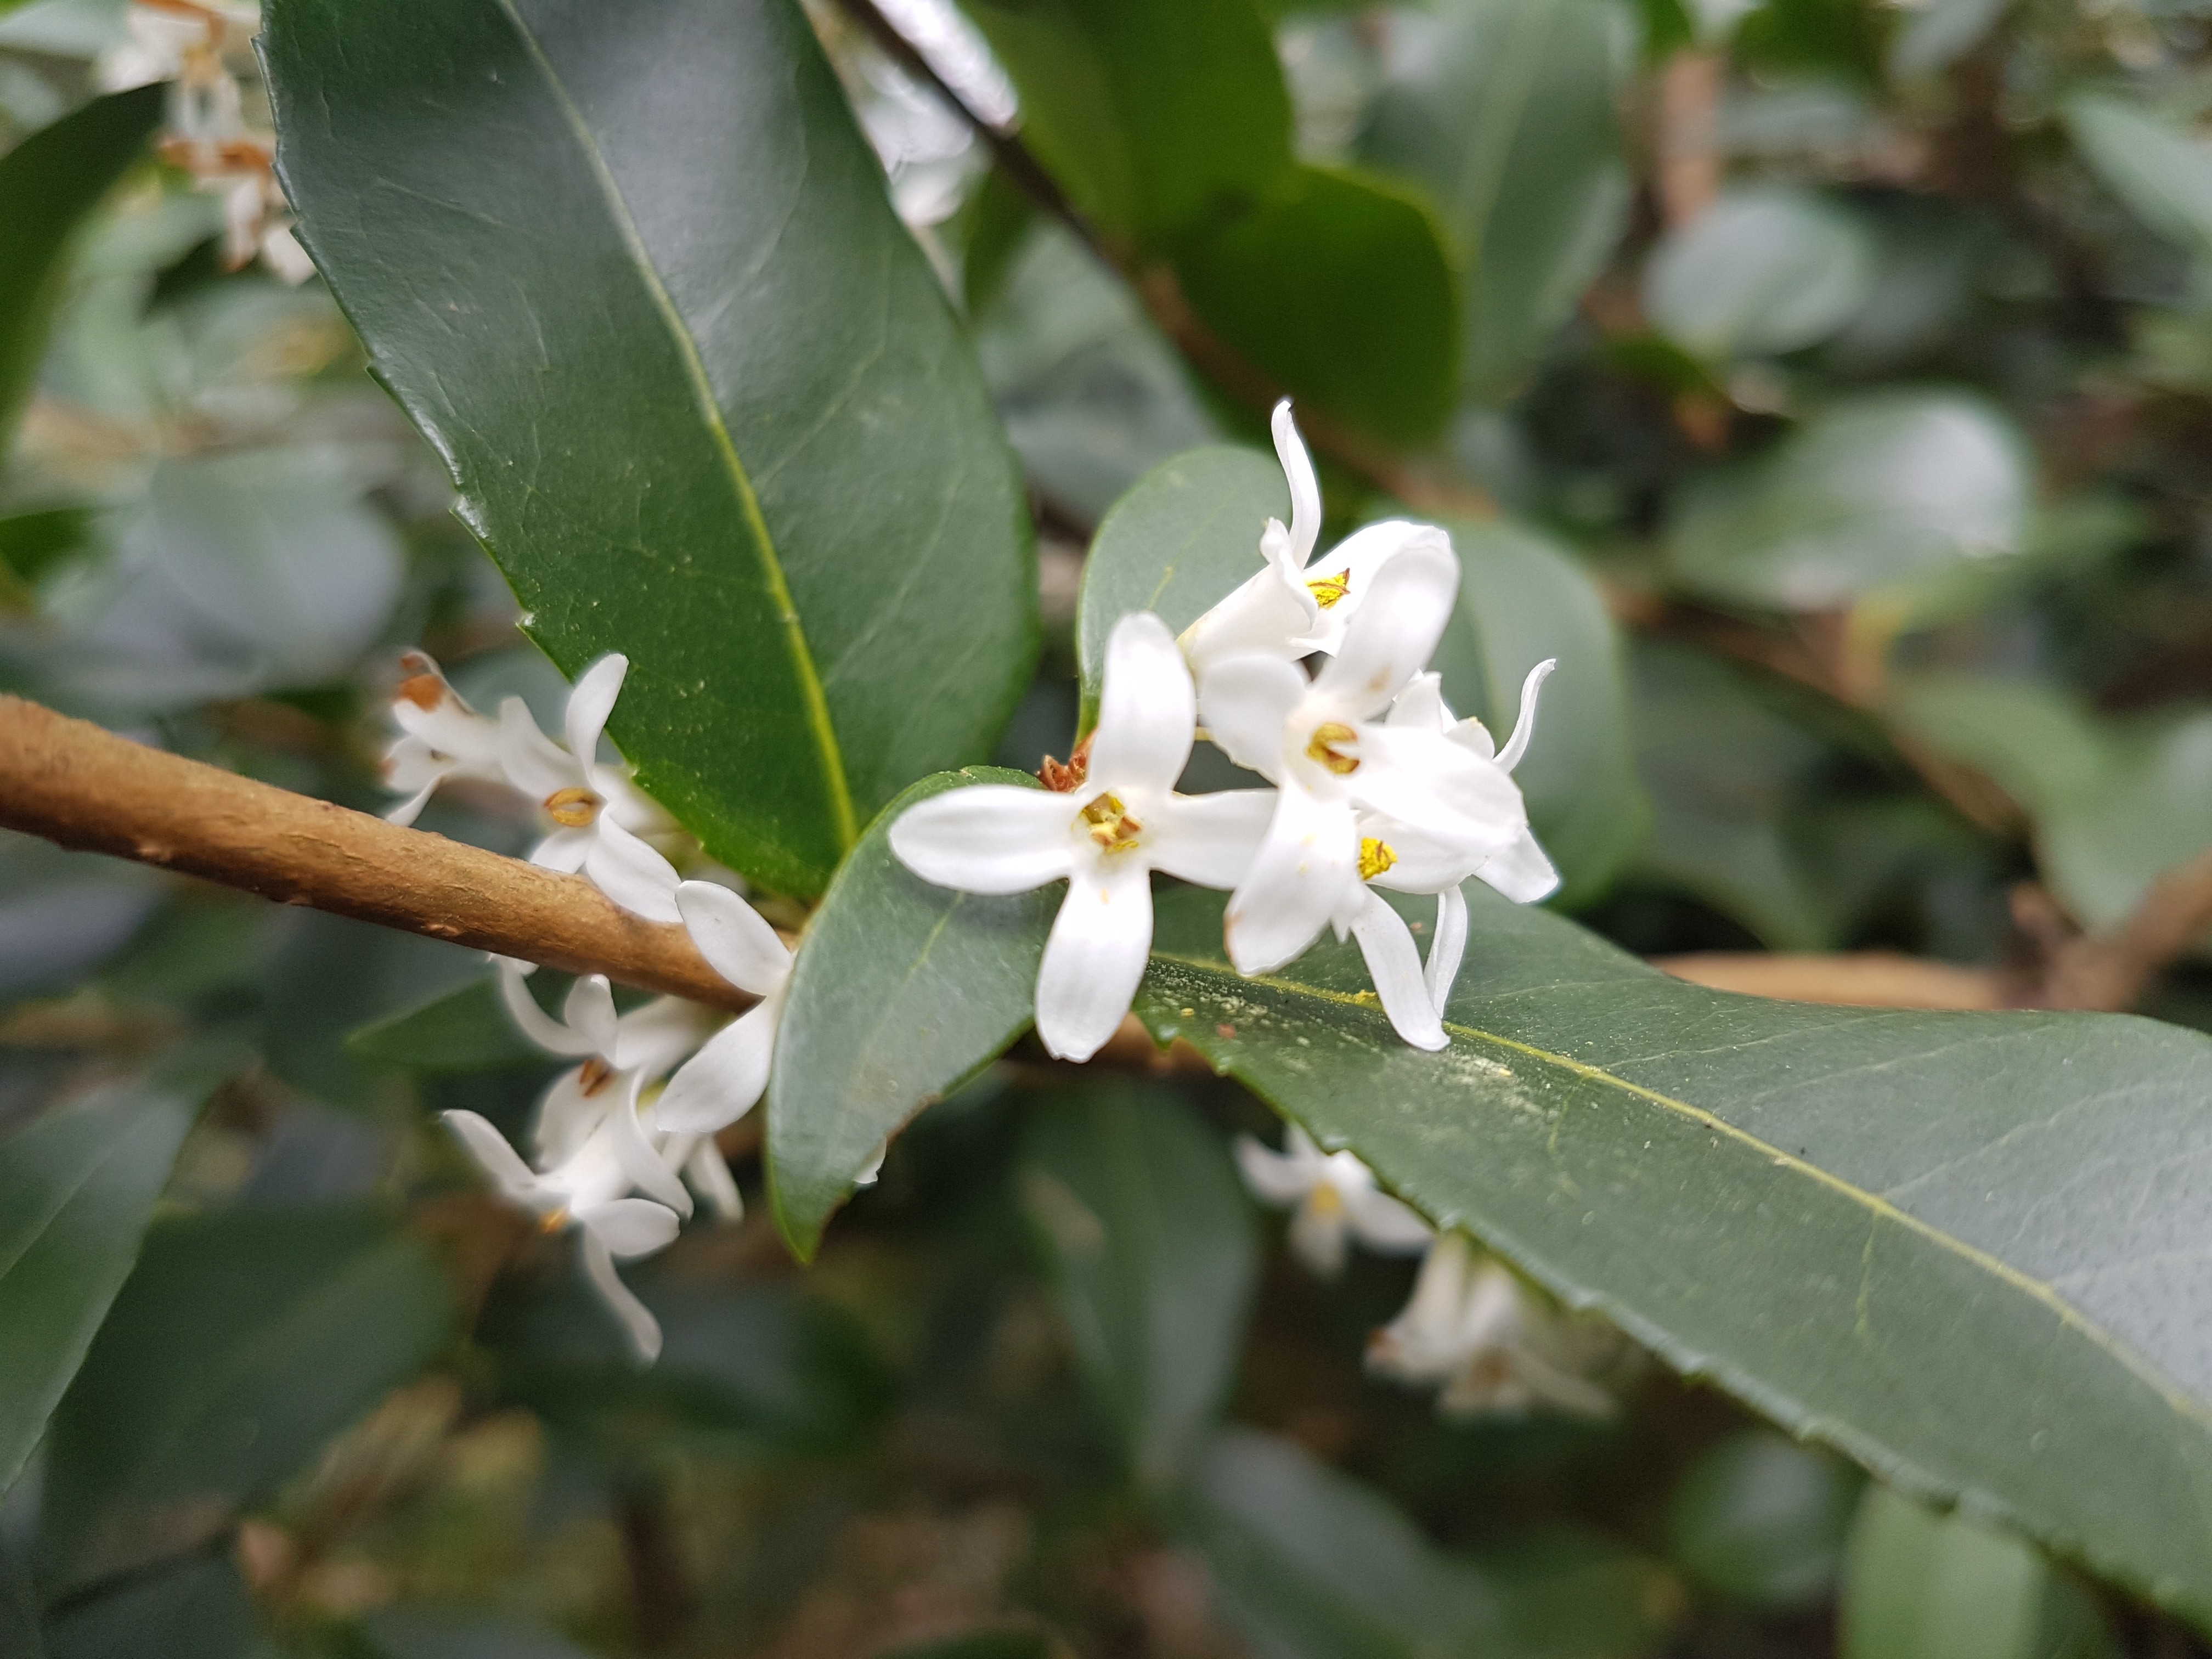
[1358, 837, 1397, 881]
[1080, 792, 1144, 852]
[543, 786, 602, 828]
[1305, 721, 1361, 775]
[1307, 572, 1351, 609]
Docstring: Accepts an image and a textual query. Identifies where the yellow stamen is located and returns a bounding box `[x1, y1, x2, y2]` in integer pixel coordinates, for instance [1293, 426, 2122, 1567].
[1079, 792, 1144, 852]
[1308, 1184, 1345, 1216]
[1307, 572, 1351, 609]
[539, 1207, 569, 1235]
[544, 786, 601, 828]
[1358, 837, 1397, 881]
[1305, 721, 1360, 775]
[578, 1056, 613, 1097]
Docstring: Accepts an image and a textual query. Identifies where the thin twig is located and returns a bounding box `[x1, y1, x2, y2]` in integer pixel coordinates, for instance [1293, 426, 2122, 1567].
[0, 696, 752, 1012]
[2035, 848, 2212, 1013]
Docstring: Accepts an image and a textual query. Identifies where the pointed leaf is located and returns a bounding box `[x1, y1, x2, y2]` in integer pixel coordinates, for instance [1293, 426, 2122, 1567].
[347, 977, 550, 1074]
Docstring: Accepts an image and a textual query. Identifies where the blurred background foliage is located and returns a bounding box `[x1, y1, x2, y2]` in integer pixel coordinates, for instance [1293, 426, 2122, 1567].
[3, 0, 2211, 1650]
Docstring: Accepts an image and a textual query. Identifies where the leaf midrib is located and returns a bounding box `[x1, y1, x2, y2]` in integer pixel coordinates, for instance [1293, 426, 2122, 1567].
[1147, 947, 2212, 1433]
[489, 0, 858, 853]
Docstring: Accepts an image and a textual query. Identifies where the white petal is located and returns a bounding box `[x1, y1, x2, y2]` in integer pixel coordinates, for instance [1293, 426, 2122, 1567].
[1197, 654, 1307, 778]
[1346, 726, 1526, 849]
[1223, 787, 1358, 974]
[500, 962, 601, 1057]
[1360, 819, 1483, 894]
[1310, 539, 1460, 721]
[1177, 540, 1318, 681]
[1146, 789, 1276, 889]
[441, 1110, 541, 1207]
[1448, 716, 1498, 762]
[580, 1197, 682, 1258]
[584, 817, 683, 923]
[579, 1230, 663, 1362]
[529, 826, 593, 874]
[600, 1083, 694, 1219]
[532, 1067, 602, 1164]
[259, 222, 317, 285]
[562, 973, 621, 1058]
[654, 1003, 776, 1133]
[566, 653, 629, 768]
[1234, 1133, 1321, 1206]
[613, 996, 715, 1082]
[1496, 658, 1556, 773]
[1425, 885, 1470, 1015]
[1088, 612, 1195, 794]
[1476, 825, 1561, 905]
[1349, 889, 1446, 1051]
[1035, 859, 1153, 1062]
[1386, 670, 1452, 732]
[383, 777, 441, 829]
[1289, 1198, 1350, 1278]
[889, 785, 1076, 894]
[1344, 1183, 1436, 1252]
[1272, 400, 1322, 563]
[676, 880, 791, 995]
[682, 1138, 744, 1224]
[1294, 521, 1438, 656]
[499, 696, 577, 800]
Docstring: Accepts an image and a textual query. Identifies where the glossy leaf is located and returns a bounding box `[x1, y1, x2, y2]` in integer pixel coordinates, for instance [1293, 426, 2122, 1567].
[0, 84, 161, 454]
[768, 769, 1055, 1259]
[0, 1074, 200, 1496]
[958, 0, 1291, 244]
[1075, 444, 1286, 727]
[264, 0, 1037, 896]
[40, 1204, 454, 1590]
[1359, 0, 1634, 398]
[1175, 165, 1462, 447]
[348, 977, 549, 1074]
[1135, 883, 2212, 1626]
[1427, 516, 1645, 906]
[1019, 1084, 1256, 1488]
[1666, 390, 2031, 610]
[2066, 94, 2212, 259]
[1667, 1429, 1861, 1609]
[1643, 186, 1876, 360]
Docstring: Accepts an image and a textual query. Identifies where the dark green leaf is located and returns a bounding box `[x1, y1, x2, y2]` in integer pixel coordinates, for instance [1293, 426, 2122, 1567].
[958, 0, 1291, 244]
[40, 1204, 454, 1590]
[1427, 516, 1645, 905]
[0, 1073, 201, 1497]
[43, 1556, 261, 1659]
[0, 507, 93, 593]
[0, 85, 162, 455]
[768, 769, 1055, 1259]
[1667, 1429, 1861, 1609]
[360, 1607, 604, 1659]
[1359, 0, 1634, 398]
[1175, 165, 1460, 447]
[2065, 94, 2212, 261]
[1135, 883, 2212, 1627]
[264, 0, 1037, 896]
[1075, 444, 1286, 727]
[1019, 1083, 1256, 1488]
[347, 977, 548, 1074]
[1641, 185, 1876, 360]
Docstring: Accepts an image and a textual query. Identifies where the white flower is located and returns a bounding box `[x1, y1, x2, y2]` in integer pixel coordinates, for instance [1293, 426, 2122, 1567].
[1198, 543, 1530, 1003]
[1234, 1125, 1431, 1276]
[494, 654, 684, 923]
[654, 881, 794, 1135]
[890, 611, 1274, 1062]
[1177, 401, 1449, 681]
[1368, 1234, 1616, 1419]
[95, 1, 256, 95]
[382, 651, 507, 827]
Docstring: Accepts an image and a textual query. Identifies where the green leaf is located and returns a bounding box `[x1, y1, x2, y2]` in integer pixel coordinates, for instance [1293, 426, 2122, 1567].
[1358, 0, 1634, 398]
[1019, 1083, 1256, 1488]
[263, 0, 1037, 896]
[768, 769, 1056, 1259]
[1426, 515, 1645, 905]
[1074, 444, 1287, 727]
[0, 1074, 200, 1497]
[1666, 390, 2032, 610]
[2065, 93, 2212, 261]
[1841, 1486, 2118, 1659]
[347, 977, 549, 1074]
[1174, 165, 1461, 447]
[361, 1610, 596, 1659]
[40, 1203, 455, 1590]
[1134, 882, 2212, 1628]
[1642, 185, 1877, 360]
[876, 1634, 1052, 1659]
[1667, 1429, 1862, 1609]
[0, 84, 162, 456]
[42, 1556, 262, 1659]
[958, 0, 1291, 244]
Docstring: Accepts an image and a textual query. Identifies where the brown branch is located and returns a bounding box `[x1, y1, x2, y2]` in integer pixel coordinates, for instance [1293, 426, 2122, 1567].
[1656, 50, 1722, 229]
[0, 696, 751, 1012]
[1656, 952, 2005, 1009]
[2033, 849, 2212, 1013]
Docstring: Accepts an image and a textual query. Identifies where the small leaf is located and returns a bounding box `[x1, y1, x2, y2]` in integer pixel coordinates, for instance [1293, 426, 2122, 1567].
[1643, 185, 1877, 360]
[768, 769, 1056, 1260]
[361, 1609, 597, 1659]
[1667, 1429, 1863, 1609]
[41, 1555, 260, 1659]
[1020, 1083, 1256, 1488]
[0, 84, 162, 454]
[2066, 93, 2212, 261]
[1175, 165, 1462, 447]
[1075, 444, 1285, 727]
[0, 1073, 200, 1497]
[347, 977, 550, 1074]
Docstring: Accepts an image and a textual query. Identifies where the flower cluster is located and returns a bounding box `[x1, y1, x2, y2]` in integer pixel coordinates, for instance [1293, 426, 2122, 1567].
[891, 400, 1560, 1060]
[98, 1, 315, 284]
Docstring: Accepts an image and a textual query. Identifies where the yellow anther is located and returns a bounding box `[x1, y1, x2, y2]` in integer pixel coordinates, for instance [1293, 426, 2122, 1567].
[1308, 1184, 1345, 1216]
[539, 1207, 570, 1235]
[1307, 572, 1351, 610]
[1305, 721, 1360, 775]
[578, 1056, 614, 1097]
[1079, 792, 1144, 852]
[1358, 837, 1397, 881]
[544, 786, 601, 828]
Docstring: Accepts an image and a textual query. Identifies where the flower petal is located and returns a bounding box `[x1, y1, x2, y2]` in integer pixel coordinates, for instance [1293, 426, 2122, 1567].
[1475, 825, 1561, 905]
[498, 696, 576, 800]
[1234, 1133, 1320, 1205]
[585, 817, 683, 923]
[600, 1081, 693, 1219]
[580, 1197, 682, 1259]
[673, 881, 790, 995]
[1349, 889, 1447, 1051]
[1294, 520, 1440, 656]
[1088, 612, 1196, 794]
[1146, 789, 1275, 888]
[1346, 726, 1526, 850]
[1425, 884, 1470, 1015]
[562, 973, 621, 1058]
[681, 1138, 744, 1223]
[500, 962, 601, 1058]
[1385, 670, 1452, 732]
[529, 827, 592, 874]
[1197, 654, 1307, 779]
[654, 1003, 776, 1133]
[1310, 538, 1460, 720]
[1035, 858, 1153, 1062]
[1496, 658, 1556, 772]
[1288, 1197, 1350, 1278]
[532, 1066, 602, 1163]
[565, 653, 629, 768]
[613, 996, 715, 1082]
[1344, 1183, 1435, 1252]
[383, 776, 441, 829]
[578, 1228, 664, 1362]
[441, 1110, 541, 1206]
[1272, 400, 1322, 563]
[1177, 536, 1318, 680]
[889, 785, 1076, 895]
[1223, 787, 1358, 974]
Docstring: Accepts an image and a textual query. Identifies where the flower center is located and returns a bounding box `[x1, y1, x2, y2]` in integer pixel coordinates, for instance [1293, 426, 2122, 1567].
[544, 786, 602, 828]
[1358, 837, 1397, 881]
[1079, 792, 1144, 853]
[1309, 1184, 1345, 1216]
[578, 1056, 614, 1096]
[539, 1206, 571, 1235]
[1307, 572, 1351, 610]
[1305, 722, 1360, 775]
